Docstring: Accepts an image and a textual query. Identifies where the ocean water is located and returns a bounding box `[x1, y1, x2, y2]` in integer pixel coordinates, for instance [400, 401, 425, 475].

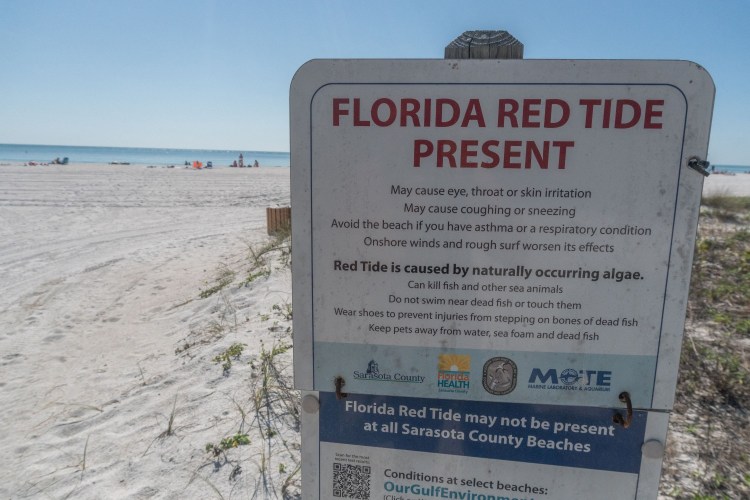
[1, 144, 746, 174]
[712, 165, 750, 175]
[0, 143, 290, 167]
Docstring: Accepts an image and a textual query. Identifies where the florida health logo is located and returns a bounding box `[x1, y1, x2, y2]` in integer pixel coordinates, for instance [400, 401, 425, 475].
[437, 354, 470, 393]
[353, 360, 425, 384]
[527, 367, 612, 392]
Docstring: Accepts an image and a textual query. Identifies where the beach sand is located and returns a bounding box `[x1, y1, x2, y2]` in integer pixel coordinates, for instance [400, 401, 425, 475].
[0, 163, 747, 499]
[0, 164, 296, 499]
[702, 171, 750, 196]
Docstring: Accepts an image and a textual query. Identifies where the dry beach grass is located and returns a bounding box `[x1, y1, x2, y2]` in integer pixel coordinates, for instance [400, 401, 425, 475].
[0, 164, 748, 498]
[659, 192, 750, 499]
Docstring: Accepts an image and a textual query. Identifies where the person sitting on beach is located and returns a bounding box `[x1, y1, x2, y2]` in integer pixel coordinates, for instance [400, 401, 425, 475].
[253, 160, 259, 168]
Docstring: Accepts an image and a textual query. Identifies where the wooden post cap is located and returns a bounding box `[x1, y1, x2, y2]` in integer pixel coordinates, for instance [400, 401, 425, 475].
[445, 30, 523, 60]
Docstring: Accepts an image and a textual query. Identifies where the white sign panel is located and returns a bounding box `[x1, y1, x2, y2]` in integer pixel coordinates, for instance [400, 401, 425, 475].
[291, 59, 713, 411]
[291, 59, 714, 500]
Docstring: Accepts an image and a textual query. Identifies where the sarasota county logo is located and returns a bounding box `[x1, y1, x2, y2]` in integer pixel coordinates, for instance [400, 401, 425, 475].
[482, 357, 517, 395]
[353, 359, 425, 384]
[437, 354, 471, 393]
[366, 360, 380, 376]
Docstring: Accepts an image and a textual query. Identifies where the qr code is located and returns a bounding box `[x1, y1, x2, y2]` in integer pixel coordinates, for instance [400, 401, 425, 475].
[332, 462, 371, 499]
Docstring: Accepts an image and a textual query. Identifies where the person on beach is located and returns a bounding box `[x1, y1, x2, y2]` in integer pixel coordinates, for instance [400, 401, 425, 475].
[239, 153, 244, 168]
[253, 159, 259, 168]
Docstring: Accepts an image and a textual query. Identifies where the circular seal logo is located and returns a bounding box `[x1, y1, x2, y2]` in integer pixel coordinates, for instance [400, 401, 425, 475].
[482, 357, 517, 395]
[560, 368, 579, 385]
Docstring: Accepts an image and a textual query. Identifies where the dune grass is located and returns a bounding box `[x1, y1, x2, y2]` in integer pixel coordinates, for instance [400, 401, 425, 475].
[666, 195, 750, 498]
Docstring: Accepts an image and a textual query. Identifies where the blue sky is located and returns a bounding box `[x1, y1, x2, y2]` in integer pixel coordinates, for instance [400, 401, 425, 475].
[2, 0, 749, 164]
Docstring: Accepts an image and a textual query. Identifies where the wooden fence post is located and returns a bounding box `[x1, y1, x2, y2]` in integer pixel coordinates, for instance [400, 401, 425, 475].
[445, 30, 523, 60]
[267, 206, 291, 235]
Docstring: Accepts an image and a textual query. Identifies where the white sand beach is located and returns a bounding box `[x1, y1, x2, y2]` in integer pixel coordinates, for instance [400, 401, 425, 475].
[0, 164, 297, 499]
[702, 171, 750, 196]
[0, 163, 747, 499]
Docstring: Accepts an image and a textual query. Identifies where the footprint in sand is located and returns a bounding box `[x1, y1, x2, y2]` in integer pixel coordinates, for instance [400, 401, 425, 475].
[1, 353, 24, 366]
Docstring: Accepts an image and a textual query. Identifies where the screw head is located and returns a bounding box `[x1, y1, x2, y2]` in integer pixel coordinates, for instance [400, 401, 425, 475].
[301, 394, 320, 414]
[641, 439, 664, 459]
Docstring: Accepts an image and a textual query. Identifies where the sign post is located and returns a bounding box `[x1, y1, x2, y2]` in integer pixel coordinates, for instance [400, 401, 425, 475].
[291, 48, 714, 498]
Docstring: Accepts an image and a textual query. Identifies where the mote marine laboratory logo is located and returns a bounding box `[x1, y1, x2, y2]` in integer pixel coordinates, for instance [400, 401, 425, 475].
[437, 354, 471, 393]
[353, 359, 425, 384]
[482, 357, 517, 395]
[527, 367, 612, 392]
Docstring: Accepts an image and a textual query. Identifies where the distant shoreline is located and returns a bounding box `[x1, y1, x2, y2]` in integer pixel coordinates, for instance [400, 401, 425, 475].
[0, 143, 291, 168]
[1, 162, 747, 198]
[0, 160, 290, 169]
